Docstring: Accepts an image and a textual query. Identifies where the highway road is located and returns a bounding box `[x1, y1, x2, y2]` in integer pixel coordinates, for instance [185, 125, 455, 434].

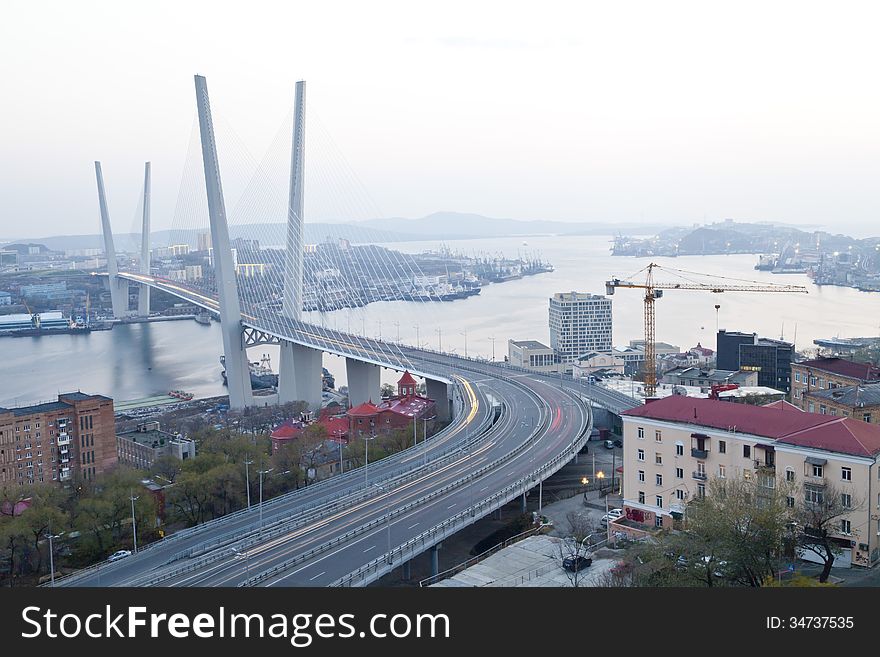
[56, 274, 633, 587]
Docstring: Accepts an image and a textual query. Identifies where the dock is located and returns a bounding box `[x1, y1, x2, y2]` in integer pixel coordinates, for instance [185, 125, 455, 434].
[114, 394, 189, 413]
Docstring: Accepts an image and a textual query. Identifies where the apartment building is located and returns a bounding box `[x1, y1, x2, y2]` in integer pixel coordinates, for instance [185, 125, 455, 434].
[0, 392, 116, 486]
[618, 396, 880, 568]
[116, 421, 196, 470]
[508, 340, 557, 373]
[791, 357, 880, 407]
[549, 292, 612, 363]
[802, 383, 880, 423]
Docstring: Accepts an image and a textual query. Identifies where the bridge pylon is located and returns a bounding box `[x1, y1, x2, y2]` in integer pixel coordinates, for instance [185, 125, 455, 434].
[194, 74, 253, 409]
[137, 161, 151, 317]
[277, 79, 323, 410]
[94, 162, 130, 318]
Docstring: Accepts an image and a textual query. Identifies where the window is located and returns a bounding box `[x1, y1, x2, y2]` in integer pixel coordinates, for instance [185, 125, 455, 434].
[637, 427, 645, 439]
[808, 402, 815, 413]
[743, 470, 752, 480]
[842, 467, 852, 481]
[655, 515, 663, 528]
[786, 468, 795, 482]
[676, 489, 685, 500]
[840, 519, 852, 535]
[805, 486, 824, 505]
[656, 473, 663, 486]
[718, 465, 726, 478]
[655, 453, 662, 465]
[638, 470, 645, 482]
[637, 449, 645, 462]
[810, 376, 817, 386]
[864, 413, 872, 423]
[743, 445, 751, 459]
[697, 462, 706, 476]
[675, 443, 684, 456]
[786, 496, 795, 508]
[819, 405, 827, 415]
[638, 491, 645, 504]
[676, 467, 684, 479]
[655, 495, 663, 508]
[655, 430, 662, 443]
[795, 372, 801, 383]
[718, 440, 726, 454]
[697, 483, 706, 498]
[841, 493, 852, 509]
[811, 464, 824, 478]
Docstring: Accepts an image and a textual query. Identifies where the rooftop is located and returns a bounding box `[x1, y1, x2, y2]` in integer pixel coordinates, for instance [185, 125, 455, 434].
[806, 383, 880, 408]
[117, 426, 179, 446]
[623, 396, 880, 458]
[510, 340, 551, 350]
[793, 358, 880, 381]
[1, 400, 72, 417]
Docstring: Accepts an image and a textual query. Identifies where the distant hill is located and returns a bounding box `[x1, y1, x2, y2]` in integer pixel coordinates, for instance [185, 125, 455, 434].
[358, 212, 669, 238]
[2, 212, 672, 253]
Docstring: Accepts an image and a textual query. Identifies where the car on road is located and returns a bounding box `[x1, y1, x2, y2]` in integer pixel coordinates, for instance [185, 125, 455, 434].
[562, 555, 592, 572]
[604, 439, 614, 449]
[107, 550, 131, 562]
[600, 508, 623, 526]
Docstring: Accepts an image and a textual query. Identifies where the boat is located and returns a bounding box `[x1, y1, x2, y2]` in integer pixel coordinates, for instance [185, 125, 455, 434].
[194, 311, 212, 325]
[168, 390, 194, 401]
[220, 354, 278, 389]
[754, 254, 776, 271]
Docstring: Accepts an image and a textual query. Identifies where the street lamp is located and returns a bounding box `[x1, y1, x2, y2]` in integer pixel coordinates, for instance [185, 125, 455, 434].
[488, 336, 496, 362]
[422, 414, 436, 467]
[363, 419, 376, 489]
[394, 321, 400, 343]
[45, 527, 64, 587]
[244, 458, 253, 510]
[258, 463, 274, 532]
[436, 327, 442, 352]
[374, 483, 393, 564]
[413, 324, 420, 348]
[460, 330, 468, 359]
[129, 489, 139, 554]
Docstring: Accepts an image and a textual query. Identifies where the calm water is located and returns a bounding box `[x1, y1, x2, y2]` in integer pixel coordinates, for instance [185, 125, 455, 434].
[3, 234, 879, 407]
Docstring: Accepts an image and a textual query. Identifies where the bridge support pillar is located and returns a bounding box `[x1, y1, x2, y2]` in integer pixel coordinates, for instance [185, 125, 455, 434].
[521, 492, 528, 513]
[279, 341, 323, 411]
[194, 75, 253, 410]
[137, 162, 151, 317]
[430, 544, 442, 577]
[426, 379, 450, 421]
[346, 359, 381, 407]
[401, 560, 411, 581]
[95, 161, 130, 318]
[492, 508, 502, 520]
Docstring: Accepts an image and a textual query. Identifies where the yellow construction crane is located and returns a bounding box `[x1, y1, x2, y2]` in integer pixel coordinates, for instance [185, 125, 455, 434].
[606, 263, 808, 397]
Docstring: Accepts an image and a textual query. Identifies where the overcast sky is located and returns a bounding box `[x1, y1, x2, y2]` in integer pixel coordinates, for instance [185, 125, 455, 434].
[2, 0, 879, 239]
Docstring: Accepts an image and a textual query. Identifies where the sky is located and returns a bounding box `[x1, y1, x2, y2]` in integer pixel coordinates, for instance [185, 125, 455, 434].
[1, 0, 880, 239]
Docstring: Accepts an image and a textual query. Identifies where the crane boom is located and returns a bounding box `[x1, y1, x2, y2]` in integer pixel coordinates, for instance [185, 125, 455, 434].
[606, 263, 808, 398]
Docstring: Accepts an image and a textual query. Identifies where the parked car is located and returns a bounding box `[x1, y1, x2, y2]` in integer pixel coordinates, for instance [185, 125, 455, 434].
[562, 555, 592, 572]
[604, 440, 614, 449]
[613, 438, 623, 448]
[600, 508, 623, 526]
[107, 550, 132, 562]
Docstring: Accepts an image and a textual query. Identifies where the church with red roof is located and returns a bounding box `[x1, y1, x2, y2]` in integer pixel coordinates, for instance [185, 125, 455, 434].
[347, 371, 436, 439]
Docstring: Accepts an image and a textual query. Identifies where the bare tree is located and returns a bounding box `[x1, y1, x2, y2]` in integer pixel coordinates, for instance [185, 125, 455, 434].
[556, 511, 597, 587]
[794, 479, 863, 584]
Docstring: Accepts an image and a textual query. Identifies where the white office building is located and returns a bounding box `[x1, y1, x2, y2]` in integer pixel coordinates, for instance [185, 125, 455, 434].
[549, 291, 612, 363]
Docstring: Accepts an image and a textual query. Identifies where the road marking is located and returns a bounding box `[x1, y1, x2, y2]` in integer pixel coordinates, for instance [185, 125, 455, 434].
[310, 571, 326, 581]
[407, 522, 420, 529]
[363, 545, 376, 553]
[480, 486, 489, 492]
[447, 503, 456, 509]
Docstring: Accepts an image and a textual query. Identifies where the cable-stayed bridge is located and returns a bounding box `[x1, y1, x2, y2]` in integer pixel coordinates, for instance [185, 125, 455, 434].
[59, 75, 637, 587]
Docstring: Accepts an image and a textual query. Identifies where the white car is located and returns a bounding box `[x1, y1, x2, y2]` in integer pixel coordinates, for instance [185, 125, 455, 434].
[600, 508, 623, 526]
[107, 549, 132, 562]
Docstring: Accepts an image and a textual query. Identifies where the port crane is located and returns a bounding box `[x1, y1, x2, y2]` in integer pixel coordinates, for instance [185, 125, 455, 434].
[606, 263, 808, 397]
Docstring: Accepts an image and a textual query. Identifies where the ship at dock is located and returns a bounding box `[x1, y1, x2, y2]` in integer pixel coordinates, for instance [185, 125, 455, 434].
[220, 353, 278, 389]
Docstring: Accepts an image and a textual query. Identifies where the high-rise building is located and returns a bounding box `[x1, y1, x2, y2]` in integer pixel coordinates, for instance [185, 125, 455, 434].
[197, 232, 211, 252]
[716, 330, 794, 391]
[0, 392, 116, 486]
[549, 292, 612, 363]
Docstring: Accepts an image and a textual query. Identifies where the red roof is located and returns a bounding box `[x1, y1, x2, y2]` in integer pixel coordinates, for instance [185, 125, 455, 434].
[623, 395, 880, 457]
[794, 358, 880, 381]
[381, 394, 434, 418]
[348, 401, 380, 417]
[322, 417, 349, 441]
[270, 421, 304, 440]
[762, 400, 804, 412]
[398, 370, 418, 386]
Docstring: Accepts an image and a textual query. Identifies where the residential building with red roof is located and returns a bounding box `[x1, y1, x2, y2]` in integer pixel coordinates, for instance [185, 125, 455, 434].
[270, 407, 350, 454]
[791, 357, 880, 408]
[347, 371, 436, 440]
[616, 395, 880, 568]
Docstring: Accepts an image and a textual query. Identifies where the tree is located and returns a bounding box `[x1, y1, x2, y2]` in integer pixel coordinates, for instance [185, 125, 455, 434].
[151, 455, 182, 484]
[380, 383, 395, 398]
[794, 479, 860, 584]
[556, 511, 596, 587]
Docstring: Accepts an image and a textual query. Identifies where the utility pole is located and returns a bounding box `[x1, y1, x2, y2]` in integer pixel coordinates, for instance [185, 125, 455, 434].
[488, 336, 496, 361]
[461, 330, 467, 359]
[436, 327, 442, 352]
[129, 489, 139, 554]
[258, 461, 274, 532]
[394, 321, 400, 343]
[413, 324, 420, 348]
[374, 484, 393, 564]
[46, 525, 63, 587]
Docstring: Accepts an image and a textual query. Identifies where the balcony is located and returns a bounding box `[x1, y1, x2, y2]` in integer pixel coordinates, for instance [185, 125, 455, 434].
[692, 471, 708, 481]
[56, 433, 70, 445]
[59, 468, 71, 481]
[59, 453, 69, 464]
[754, 459, 775, 471]
[691, 448, 709, 459]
